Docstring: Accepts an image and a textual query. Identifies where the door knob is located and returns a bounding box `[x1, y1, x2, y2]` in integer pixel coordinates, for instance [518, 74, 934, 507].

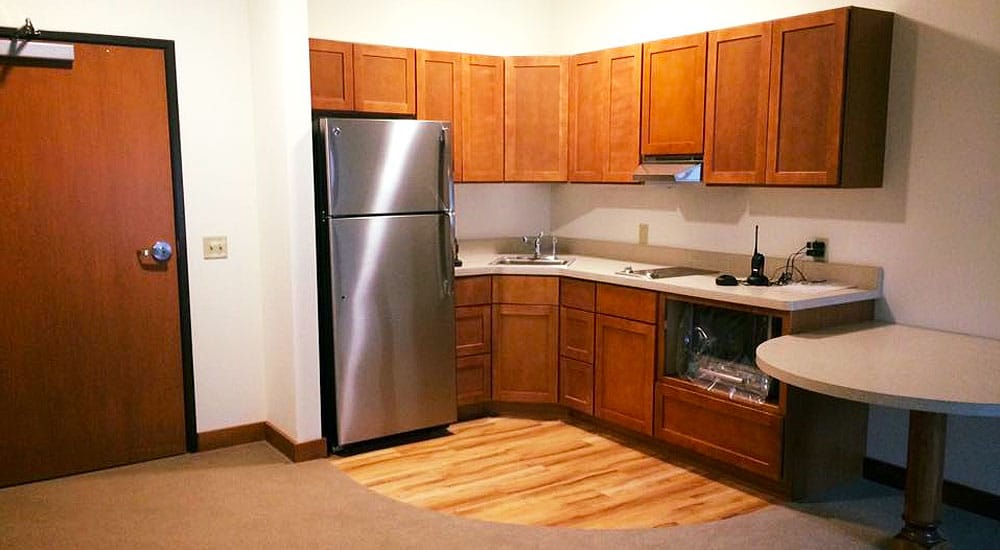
[139, 240, 173, 262]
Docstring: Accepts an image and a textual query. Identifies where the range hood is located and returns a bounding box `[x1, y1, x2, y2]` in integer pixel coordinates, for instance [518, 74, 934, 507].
[632, 155, 702, 183]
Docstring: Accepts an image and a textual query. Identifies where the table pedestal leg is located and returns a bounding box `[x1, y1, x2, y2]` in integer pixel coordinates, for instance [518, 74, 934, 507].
[893, 410, 948, 548]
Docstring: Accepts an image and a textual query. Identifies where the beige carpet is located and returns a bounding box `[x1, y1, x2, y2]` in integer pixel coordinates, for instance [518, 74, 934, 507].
[1, 442, 997, 549]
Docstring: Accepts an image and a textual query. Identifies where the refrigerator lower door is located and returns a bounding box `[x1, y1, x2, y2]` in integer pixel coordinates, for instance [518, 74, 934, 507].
[328, 213, 456, 447]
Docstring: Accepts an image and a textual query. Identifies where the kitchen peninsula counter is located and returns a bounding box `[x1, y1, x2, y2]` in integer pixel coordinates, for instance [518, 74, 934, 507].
[456, 251, 881, 312]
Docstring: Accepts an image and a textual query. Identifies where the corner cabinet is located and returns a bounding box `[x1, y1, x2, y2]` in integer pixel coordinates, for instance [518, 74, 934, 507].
[704, 7, 894, 187]
[568, 45, 642, 183]
[641, 34, 707, 156]
[504, 56, 570, 182]
[491, 276, 560, 403]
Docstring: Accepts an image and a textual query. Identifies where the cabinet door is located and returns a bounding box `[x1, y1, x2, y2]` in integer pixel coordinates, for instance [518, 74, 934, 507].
[455, 275, 491, 306]
[461, 55, 504, 182]
[456, 305, 491, 357]
[605, 45, 642, 181]
[568, 50, 606, 182]
[560, 306, 594, 364]
[309, 39, 354, 111]
[568, 45, 641, 184]
[595, 314, 656, 434]
[703, 23, 772, 185]
[766, 9, 847, 186]
[641, 34, 706, 155]
[504, 56, 569, 182]
[560, 357, 594, 415]
[417, 50, 463, 181]
[492, 304, 559, 403]
[457, 354, 491, 405]
[353, 44, 416, 114]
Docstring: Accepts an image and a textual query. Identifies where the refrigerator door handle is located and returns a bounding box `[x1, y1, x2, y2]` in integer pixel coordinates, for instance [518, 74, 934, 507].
[443, 212, 456, 297]
[439, 124, 454, 212]
[328, 125, 342, 212]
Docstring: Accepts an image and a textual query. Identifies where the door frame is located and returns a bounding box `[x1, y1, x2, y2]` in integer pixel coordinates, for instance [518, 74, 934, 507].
[1, 27, 197, 452]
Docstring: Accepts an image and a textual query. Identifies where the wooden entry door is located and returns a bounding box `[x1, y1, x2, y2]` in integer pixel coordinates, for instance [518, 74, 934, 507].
[0, 41, 188, 486]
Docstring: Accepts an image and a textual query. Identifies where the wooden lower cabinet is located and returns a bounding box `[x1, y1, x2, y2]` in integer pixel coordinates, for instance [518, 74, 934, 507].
[492, 303, 559, 403]
[457, 354, 491, 405]
[456, 305, 491, 357]
[655, 379, 783, 480]
[560, 306, 595, 363]
[594, 313, 656, 434]
[560, 357, 594, 414]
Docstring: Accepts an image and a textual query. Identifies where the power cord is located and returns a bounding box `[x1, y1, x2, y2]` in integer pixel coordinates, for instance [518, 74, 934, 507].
[772, 246, 809, 285]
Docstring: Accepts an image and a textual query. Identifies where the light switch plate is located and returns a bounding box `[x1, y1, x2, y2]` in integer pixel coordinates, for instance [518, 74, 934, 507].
[203, 236, 228, 259]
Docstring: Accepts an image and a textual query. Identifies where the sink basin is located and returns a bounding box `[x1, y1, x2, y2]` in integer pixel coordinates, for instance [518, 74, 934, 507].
[491, 255, 574, 266]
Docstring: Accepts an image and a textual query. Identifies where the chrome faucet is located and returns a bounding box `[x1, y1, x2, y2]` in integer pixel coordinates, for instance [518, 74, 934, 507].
[523, 231, 543, 258]
[551, 235, 558, 257]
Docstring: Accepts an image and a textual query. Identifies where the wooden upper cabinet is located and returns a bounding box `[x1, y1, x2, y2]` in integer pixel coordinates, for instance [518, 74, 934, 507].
[462, 55, 505, 182]
[417, 50, 463, 181]
[353, 44, 415, 115]
[767, 10, 845, 185]
[569, 45, 641, 183]
[568, 51, 605, 182]
[766, 7, 893, 187]
[703, 23, 772, 185]
[504, 56, 570, 182]
[309, 39, 354, 111]
[641, 34, 707, 156]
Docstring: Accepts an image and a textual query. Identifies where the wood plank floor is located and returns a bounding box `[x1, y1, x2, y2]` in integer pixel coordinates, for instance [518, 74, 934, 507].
[331, 416, 777, 529]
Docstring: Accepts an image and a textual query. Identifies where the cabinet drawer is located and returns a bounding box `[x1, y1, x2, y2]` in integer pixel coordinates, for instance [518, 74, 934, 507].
[560, 357, 594, 415]
[493, 275, 559, 305]
[456, 305, 491, 357]
[654, 380, 783, 480]
[560, 306, 594, 364]
[596, 283, 657, 323]
[457, 354, 491, 405]
[455, 276, 492, 306]
[560, 278, 595, 311]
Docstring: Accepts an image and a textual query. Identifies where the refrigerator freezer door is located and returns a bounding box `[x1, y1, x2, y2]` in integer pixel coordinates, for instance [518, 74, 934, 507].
[321, 118, 453, 217]
[329, 213, 457, 446]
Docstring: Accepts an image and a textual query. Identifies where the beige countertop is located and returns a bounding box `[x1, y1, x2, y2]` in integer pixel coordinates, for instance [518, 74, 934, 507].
[756, 322, 1000, 416]
[456, 251, 881, 312]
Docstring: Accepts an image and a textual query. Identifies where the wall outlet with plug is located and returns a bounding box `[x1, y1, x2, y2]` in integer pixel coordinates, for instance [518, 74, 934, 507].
[806, 239, 827, 262]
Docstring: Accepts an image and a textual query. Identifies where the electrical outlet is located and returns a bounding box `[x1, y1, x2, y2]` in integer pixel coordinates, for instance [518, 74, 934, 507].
[806, 238, 827, 262]
[638, 224, 649, 245]
[203, 236, 228, 259]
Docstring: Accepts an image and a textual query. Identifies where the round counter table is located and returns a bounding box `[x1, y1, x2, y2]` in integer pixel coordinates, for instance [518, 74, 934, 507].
[756, 322, 1000, 549]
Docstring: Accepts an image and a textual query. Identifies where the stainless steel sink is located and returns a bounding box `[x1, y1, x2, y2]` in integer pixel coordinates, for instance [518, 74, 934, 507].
[491, 255, 574, 266]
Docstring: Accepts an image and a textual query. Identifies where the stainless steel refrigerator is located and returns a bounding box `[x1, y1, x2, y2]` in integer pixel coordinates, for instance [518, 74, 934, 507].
[314, 117, 456, 450]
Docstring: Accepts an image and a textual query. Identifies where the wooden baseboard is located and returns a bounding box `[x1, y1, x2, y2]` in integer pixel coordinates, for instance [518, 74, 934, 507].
[863, 458, 999, 521]
[263, 423, 328, 463]
[197, 422, 266, 451]
[197, 422, 327, 463]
